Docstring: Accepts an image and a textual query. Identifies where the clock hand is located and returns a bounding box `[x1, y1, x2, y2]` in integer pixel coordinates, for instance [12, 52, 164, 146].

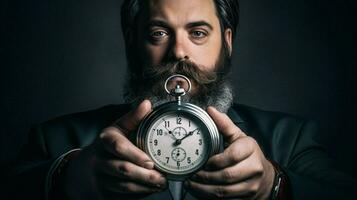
[162, 125, 177, 140]
[189, 128, 199, 134]
[174, 129, 197, 145]
[167, 130, 177, 140]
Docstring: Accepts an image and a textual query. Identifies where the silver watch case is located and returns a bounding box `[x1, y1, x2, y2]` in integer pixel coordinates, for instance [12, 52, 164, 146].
[136, 101, 221, 181]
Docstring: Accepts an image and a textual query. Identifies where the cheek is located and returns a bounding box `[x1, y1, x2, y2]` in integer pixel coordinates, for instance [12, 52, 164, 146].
[144, 44, 168, 67]
[191, 37, 222, 71]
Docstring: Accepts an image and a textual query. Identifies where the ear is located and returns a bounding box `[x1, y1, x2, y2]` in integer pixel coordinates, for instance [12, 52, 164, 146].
[224, 28, 233, 56]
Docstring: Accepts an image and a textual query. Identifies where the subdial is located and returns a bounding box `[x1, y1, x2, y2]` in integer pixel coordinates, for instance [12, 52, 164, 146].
[172, 127, 187, 140]
[171, 147, 187, 162]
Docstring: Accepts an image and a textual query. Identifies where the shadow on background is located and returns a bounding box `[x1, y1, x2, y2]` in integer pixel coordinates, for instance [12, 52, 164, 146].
[1, 0, 356, 179]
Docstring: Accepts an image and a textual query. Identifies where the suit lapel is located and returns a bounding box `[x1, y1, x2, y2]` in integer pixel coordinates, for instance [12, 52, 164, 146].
[227, 107, 248, 134]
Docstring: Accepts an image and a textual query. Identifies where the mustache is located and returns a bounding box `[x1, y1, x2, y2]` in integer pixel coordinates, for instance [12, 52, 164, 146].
[141, 60, 218, 87]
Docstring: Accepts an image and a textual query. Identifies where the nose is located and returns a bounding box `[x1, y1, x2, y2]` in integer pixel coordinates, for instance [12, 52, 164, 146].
[170, 34, 189, 61]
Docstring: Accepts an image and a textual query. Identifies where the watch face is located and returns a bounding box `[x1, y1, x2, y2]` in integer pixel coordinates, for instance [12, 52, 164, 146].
[145, 112, 210, 175]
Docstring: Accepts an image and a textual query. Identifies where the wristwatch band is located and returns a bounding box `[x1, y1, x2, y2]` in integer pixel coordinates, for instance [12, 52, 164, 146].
[269, 160, 287, 200]
[45, 148, 81, 200]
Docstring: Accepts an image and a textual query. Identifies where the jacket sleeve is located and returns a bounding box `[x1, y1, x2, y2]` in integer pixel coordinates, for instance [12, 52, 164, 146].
[5, 105, 127, 200]
[7, 125, 55, 200]
[277, 120, 356, 200]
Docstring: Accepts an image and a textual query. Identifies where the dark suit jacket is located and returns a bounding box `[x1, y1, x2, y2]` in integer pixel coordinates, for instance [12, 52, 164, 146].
[7, 103, 355, 199]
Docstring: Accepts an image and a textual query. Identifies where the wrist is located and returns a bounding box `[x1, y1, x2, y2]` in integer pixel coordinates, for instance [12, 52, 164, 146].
[268, 160, 290, 200]
[46, 149, 81, 200]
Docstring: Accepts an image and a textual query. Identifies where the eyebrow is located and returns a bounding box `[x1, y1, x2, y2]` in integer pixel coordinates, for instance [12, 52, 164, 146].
[147, 20, 171, 29]
[147, 20, 214, 30]
[186, 21, 214, 30]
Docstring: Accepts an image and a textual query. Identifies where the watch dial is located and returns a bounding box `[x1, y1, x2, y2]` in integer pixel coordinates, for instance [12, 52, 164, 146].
[146, 112, 209, 174]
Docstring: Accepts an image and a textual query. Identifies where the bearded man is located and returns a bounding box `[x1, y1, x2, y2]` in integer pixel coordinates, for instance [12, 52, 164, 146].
[9, 0, 355, 200]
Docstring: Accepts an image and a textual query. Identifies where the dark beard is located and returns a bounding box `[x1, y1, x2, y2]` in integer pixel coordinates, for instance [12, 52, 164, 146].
[123, 45, 234, 113]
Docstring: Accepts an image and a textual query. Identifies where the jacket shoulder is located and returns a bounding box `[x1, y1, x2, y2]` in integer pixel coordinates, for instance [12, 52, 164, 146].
[231, 103, 317, 166]
[33, 104, 131, 157]
[232, 103, 306, 125]
[42, 104, 131, 129]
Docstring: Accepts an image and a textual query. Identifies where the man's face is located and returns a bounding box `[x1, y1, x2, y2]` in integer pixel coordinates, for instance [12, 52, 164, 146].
[136, 0, 232, 91]
[141, 0, 224, 68]
[125, 0, 234, 113]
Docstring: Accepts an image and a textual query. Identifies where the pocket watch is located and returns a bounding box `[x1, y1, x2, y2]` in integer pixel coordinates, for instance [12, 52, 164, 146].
[136, 74, 222, 199]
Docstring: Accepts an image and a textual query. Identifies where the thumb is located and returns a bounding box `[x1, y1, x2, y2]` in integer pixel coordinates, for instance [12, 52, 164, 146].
[207, 106, 246, 144]
[113, 100, 152, 136]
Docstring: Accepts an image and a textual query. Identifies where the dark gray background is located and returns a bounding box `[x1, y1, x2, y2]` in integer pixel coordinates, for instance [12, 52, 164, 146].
[1, 0, 356, 178]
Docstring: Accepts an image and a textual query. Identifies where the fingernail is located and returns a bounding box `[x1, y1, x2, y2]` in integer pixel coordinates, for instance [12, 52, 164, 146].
[207, 106, 218, 113]
[144, 161, 154, 169]
[161, 179, 168, 188]
[155, 184, 163, 189]
[155, 182, 167, 190]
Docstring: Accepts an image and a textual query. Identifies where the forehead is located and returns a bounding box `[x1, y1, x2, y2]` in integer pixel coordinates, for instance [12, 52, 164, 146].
[145, 0, 219, 26]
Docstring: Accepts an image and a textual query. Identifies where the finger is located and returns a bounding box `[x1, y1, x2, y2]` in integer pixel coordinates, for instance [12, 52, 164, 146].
[98, 175, 162, 194]
[97, 159, 167, 188]
[205, 137, 255, 170]
[99, 130, 154, 169]
[207, 106, 246, 144]
[185, 179, 257, 199]
[192, 155, 263, 185]
[113, 100, 152, 136]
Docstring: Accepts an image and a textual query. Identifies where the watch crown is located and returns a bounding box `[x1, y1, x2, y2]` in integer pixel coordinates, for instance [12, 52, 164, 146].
[164, 74, 191, 99]
[173, 85, 186, 96]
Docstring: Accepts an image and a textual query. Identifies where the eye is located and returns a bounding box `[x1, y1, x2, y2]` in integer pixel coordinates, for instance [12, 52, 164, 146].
[150, 30, 168, 40]
[190, 30, 207, 39]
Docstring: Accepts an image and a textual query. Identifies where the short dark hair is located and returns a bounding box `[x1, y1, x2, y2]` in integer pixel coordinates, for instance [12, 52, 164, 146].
[120, 0, 240, 60]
